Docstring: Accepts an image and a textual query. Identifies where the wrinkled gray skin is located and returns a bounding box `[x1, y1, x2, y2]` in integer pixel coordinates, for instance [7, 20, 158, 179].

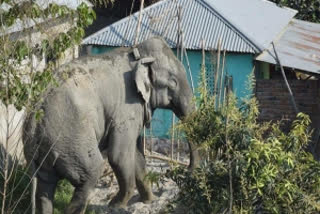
[23, 37, 199, 214]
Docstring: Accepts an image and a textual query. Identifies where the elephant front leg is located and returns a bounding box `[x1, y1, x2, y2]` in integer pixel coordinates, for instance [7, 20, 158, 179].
[135, 136, 156, 203]
[107, 129, 136, 208]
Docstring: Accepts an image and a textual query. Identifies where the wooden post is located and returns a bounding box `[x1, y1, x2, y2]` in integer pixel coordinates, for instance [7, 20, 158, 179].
[177, 136, 180, 161]
[272, 42, 299, 114]
[201, 39, 207, 96]
[143, 126, 146, 154]
[183, 48, 195, 92]
[150, 123, 153, 156]
[31, 178, 37, 214]
[146, 154, 188, 166]
[134, 0, 145, 45]
[123, 0, 136, 46]
[219, 50, 226, 108]
[202, 40, 206, 70]
[171, 114, 175, 160]
[214, 39, 222, 101]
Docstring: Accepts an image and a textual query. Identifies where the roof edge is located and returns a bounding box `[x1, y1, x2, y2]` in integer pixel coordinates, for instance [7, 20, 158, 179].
[198, 0, 264, 53]
[82, 0, 169, 45]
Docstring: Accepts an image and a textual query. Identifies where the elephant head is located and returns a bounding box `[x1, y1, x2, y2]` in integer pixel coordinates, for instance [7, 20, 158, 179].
[133, 37, 199, 168]
[134, 37, 194, 120]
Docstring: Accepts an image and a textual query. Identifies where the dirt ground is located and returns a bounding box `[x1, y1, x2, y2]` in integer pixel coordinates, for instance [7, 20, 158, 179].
[86, 156, 184, 214]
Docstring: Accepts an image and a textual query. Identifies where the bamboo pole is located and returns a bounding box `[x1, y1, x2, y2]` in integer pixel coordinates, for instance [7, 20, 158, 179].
[271, 42, 299, 114]
[201, 39, 207, 96]
[150, 123, 153, 156]
[225, 76, 233, 214]
[146, 154, 188, 166]
[202, 40, 206, 70]
[123, 0, 136, 46]
[214, 39, 222, 100]
[143, 126, 146, 155]
[219, 50, 226, 108]
[183, 49, 195, 93]
[171, 115, 175, 160]
[134, 0, 145, 45]
[177, 137, 180, 161]
[178, 6, 184, 62]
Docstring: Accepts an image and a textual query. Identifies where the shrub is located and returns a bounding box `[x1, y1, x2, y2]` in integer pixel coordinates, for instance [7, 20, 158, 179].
[166, 92, 320, 213]
[0, 165, 31, 214]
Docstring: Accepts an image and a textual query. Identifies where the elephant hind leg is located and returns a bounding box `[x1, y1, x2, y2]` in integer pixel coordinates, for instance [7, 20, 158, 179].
[64, 151, 104, 214]
[36, 169, 59, 214]
[64, 181, 95, 214]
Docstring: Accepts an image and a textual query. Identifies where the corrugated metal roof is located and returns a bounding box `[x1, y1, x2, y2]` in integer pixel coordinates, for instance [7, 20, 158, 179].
[0, 0, 92, 35]
[82, 0, 297, 54]
[256, 19, 320, 75]
[206, 0, 296, 51]
[82, 0, 261, 53]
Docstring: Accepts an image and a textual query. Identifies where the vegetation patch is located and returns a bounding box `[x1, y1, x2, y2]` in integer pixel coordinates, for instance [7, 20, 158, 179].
[163, 85, 320, 213]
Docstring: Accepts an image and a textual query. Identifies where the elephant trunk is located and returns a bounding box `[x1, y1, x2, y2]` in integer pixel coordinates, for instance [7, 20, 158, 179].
[175, 92, 200, 170]
[180, 107, 200, 170]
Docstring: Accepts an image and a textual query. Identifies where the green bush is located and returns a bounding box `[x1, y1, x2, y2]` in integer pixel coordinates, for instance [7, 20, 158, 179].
[166, 92, 320, 213]
[53, 179, 74, 214]
[53, 179, 96, 214]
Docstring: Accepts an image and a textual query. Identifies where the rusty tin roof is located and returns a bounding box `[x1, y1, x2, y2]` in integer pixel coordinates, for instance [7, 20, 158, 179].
[256, 19, 320, 75]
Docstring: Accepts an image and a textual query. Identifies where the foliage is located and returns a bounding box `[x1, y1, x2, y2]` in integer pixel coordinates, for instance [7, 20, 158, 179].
[0, 1, 96, 213]
[0, 1, 95, 110]
[268, 0, 320, 23]
[53, 180, 74, 214]
[0, 165, 31, 213]
[165, 75, 320, 213]
[53, 179, 97, 214]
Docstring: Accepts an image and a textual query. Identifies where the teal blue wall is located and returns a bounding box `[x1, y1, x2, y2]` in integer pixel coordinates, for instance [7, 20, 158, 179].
[88, 45, 254, 138]
[91, 46, 115, 54]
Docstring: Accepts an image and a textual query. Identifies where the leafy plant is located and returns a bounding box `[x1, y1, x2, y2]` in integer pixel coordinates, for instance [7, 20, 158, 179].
[0, 164, 31, 214]
[165, 73, 320, 213]
[53, 180, 74, 214]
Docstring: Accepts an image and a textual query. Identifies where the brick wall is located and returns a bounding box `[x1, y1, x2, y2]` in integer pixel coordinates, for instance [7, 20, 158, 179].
[256, 79, 320, 122]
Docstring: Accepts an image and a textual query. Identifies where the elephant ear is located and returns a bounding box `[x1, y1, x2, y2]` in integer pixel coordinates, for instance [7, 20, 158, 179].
[134, 58, 154, 103]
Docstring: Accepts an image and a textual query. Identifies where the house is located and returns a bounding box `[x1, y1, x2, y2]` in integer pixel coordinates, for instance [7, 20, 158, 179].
[0, 0, 92, 164]
[81, 0, 305, 139]
[255, 19, 320, 122]
[253, 18, 320, 158]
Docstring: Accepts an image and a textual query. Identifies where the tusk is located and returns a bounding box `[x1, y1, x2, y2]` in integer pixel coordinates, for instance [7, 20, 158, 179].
[133, 48, 141, 60]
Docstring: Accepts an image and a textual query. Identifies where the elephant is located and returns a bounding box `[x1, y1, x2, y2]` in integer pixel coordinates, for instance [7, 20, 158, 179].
[23, 37, 200, 214]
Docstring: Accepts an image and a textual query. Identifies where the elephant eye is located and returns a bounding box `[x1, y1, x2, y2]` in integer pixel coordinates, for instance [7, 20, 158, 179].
[168, 78, 177, 89]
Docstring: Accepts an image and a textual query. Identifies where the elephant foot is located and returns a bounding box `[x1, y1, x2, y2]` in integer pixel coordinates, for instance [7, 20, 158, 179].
[108, 191, 133, 209]
[140, 193, 157, 204]
[108, 200, 127, 209]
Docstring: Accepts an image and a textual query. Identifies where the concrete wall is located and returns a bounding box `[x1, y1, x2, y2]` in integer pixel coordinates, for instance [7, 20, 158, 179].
[0, 103, 25, 166]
